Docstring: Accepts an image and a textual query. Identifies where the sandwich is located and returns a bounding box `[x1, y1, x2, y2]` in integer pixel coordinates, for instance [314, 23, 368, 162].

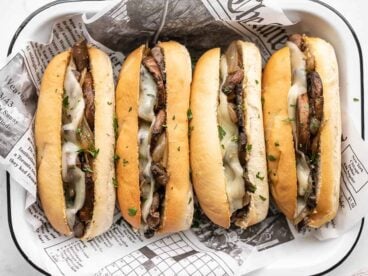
[115, 41, 193, 238]
[262, 34, 341, 228]
[35, 40, 116, 240]
[190, 40, 269, 229]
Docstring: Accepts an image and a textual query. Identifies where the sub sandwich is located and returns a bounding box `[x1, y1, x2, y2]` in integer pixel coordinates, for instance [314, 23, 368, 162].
[262, 34, 341, 228]
[190, 41, 269, 229]
[35, 40, 116, 240]
[115, 41, 193, 238]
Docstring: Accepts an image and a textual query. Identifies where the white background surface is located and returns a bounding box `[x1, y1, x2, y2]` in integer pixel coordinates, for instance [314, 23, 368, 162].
[0, 0, 367, 275]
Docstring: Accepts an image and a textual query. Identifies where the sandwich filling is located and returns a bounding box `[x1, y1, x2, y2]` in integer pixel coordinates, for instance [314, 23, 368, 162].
[138, 46, 168, 238]
[287, 34, 324, 227]
[218, 42, 253, 224]
[61, 40, 96, 237]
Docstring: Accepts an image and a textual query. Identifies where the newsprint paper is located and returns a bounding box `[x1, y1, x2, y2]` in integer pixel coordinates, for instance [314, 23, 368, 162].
[0, 0, 367, 275]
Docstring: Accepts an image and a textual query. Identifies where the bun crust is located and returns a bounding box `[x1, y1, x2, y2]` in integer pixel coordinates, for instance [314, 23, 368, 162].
[115, 46, 145, 229]
[262, 47, 297, 220]
[262, 37, 341, 226]
[305, 37, 341, 228]
[190, 48, 231, 228]
[35, 51, 72, 236]
[35, 47, 116, 240]
[159, 41, 193, 233]
[190, 41, 268, 229]
[115, 42, 193, 233]
[83, 47, 116, 240]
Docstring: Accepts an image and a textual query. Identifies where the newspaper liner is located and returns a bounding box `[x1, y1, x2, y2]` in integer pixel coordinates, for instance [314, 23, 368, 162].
[0, 0, 367, 275]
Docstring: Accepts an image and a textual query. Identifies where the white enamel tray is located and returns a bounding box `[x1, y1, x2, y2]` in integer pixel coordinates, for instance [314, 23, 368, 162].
[7, 0, 365, 275]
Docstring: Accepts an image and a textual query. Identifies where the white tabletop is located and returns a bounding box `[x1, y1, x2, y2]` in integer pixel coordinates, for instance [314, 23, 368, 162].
[0, 0, 367, 275]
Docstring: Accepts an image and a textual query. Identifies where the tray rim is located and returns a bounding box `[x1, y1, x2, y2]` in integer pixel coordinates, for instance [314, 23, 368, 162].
[5, 0, 365, 275]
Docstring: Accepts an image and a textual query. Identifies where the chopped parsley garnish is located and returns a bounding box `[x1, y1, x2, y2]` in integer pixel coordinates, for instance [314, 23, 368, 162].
[128, 208, 137, 216]
[275, 141, 280, 147]
[113, 117, 118, 138]
[62, 96, 69, 108]
[112, 178, 118, 188]
[221, 144, 225, 149]
[128, 106, 132, 112]
[187, 108, 193, 120]
[89, 148, 100, 158]
[188, 197, 192, 204]
[231, 136, 238, 142]
[146, 94, 155, 97]
[267, 155, 276, 161]
[261, 96, 265, 105]
[282, 117, 295, 123]
[82, 166, 93, 173]
[246, 144, 252, 152]
[107, 101, 112, 105]
[353, 98, 359, 102]
[122, 159, 129, 166]
[248, 184, 257, 193]
[259, 195, 267, 201]
[256, 172, 264, 181]
[218, 125, 226, 141]
[255, 79, 259, 85]
[114, 154, 120, 162]
[172, 115, 176, 120]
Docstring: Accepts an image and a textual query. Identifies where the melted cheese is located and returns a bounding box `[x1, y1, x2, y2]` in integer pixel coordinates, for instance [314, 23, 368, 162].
[218, 55, 245, 213]
[62, 59, 87, 229]
[287, 42, 312, 215]
[138, 66, 158, 223]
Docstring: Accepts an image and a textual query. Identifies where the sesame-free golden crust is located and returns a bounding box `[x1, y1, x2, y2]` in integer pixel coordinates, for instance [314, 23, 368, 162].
[159, 41, 194, 233]
[262, 47, 297, 220]
[82, 47, 116, 240]
[190, 48, 231, 228]
[35, 51, 72, 236]
[115, 45, 145, 229]
[305, 37, 341, 228]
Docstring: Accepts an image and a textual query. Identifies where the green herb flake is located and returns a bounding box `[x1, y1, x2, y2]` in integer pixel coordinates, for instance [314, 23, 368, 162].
[255, 79, 259, 85]
[188, 197, 192, 204]
[128, 207, 137, 216]
[82, 166, 93, 173]
[187, 108, 193, 120]
[259, 195, 267, 201]
[231, 136, 238, 142]
[248, 184, 257, 193]
[114, 154, 120, 162]
[275, 141, 280, 147]
[172, 115, 176, 120]
[256, 172, 264, 181]
[221, 144, 225, 149]
[218, 125, 226, 141]
[122, 159, 129, 167]
[62, 96, 69, 108]
[261, 97, 265, 105]
[353, 98, 359, 102]
[107, 101, 112, 105]
[113, 117, 118, 138]
[268, 154, 276, 161]
[177, 146, 181, 152]
[146, 94, 155, 97]
[282, 117, 295, 123]
[112, 178, 118, 188]
[128, 106, 132, 112]
[89, 148, 100, 159]
[246, 144, 252, 152]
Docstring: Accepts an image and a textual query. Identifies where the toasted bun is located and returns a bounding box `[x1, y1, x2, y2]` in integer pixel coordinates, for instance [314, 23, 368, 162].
[35, 51, 72, 236]
[82, 47, 116, 240]
[304, 37, 341, 227]
[190, 41, 268, 229]
[115, 45, 145, 229]
[115, 41, 193, 233]
[262, 37, 340, 227]
[35, 47, 116, 240]
[157, 41, 193, 233]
